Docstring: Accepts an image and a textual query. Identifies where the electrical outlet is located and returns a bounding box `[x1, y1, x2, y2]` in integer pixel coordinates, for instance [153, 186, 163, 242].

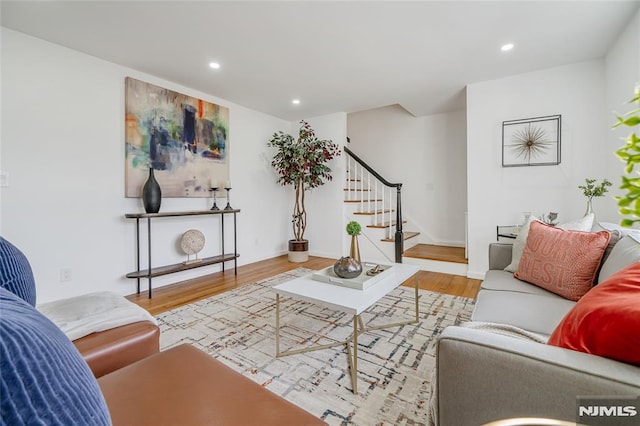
[59, 268, 72, 282]
[0, 172, 8, 188]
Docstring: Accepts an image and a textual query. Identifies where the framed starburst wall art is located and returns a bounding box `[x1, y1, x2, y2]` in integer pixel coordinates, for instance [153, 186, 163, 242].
[502, 115, 561, 167]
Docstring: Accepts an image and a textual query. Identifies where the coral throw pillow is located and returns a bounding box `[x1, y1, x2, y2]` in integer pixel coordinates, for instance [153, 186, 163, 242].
[515, 221, 610, 301]
[548, 263, 640, 366]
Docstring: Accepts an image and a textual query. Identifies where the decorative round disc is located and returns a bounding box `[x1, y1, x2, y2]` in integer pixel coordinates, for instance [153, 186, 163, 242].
[180, 229, 205, 255]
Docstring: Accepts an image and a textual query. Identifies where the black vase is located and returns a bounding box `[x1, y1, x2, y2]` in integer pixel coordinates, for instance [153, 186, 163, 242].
[142, 168, 161, 213]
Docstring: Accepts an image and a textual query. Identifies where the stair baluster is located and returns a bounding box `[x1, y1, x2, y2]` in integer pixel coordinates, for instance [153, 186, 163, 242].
[344, 147, 403, 263]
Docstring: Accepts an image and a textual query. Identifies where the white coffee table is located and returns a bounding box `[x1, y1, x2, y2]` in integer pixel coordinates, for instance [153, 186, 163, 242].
[273, 263, 420, 394]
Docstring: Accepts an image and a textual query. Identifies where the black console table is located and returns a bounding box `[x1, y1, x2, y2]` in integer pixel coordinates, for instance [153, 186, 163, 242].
[125, 209, 240, 298]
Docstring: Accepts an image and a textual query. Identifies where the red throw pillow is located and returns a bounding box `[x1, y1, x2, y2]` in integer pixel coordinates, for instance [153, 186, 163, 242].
[514, 221, 610, 301]
[548, 263, 640, 366]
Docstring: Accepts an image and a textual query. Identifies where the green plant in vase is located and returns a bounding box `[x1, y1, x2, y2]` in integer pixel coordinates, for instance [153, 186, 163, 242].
[578, 178, 612, 217]
[346, 221, 362, 237]
[346, 221, 362, 263]
[613, 85, 640, 227]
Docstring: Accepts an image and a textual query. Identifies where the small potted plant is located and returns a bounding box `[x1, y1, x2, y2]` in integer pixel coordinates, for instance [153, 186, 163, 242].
[346, 220, 362, 262]
[578, 178, 612, 216]
[267, 120, 341, 262]
[334, 221, 364, 279]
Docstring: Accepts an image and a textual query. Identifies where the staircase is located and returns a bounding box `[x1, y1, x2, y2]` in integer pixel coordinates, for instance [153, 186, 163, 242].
[402, 244, 468, 276]
[343, 147, 467, 276]
[343, 147, 419, 264]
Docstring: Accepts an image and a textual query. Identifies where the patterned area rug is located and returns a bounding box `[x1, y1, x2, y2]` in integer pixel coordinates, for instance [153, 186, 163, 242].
[156, 268, 475, 425]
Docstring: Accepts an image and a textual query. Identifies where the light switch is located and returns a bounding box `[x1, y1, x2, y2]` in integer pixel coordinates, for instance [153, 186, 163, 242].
[0, 172, 8, 188]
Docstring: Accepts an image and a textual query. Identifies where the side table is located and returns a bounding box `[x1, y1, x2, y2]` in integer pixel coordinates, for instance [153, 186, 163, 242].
[496, 225, 519, 241]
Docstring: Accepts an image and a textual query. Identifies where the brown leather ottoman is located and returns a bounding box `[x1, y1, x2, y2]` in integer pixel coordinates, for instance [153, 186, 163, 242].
[98, 344, 326, 426]
[74, 320, 159, 378]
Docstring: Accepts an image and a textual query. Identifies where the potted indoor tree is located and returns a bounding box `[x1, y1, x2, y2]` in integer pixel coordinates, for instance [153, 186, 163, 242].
[267, 120, 341, 262]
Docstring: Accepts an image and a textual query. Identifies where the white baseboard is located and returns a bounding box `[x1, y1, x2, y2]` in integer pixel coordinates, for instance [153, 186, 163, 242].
[466, 270, 486, 280]
[402, 257, 468, 276]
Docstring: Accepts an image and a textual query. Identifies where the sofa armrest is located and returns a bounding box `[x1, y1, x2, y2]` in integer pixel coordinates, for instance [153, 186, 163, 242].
[434, 326, 640, 426]
[74, 321, 159, 378]
[489, 243, 513, 270]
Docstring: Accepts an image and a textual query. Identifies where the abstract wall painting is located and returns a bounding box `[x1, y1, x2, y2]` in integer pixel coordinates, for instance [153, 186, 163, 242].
[502, 115, 561, 167]
[125, 77, 230, 197]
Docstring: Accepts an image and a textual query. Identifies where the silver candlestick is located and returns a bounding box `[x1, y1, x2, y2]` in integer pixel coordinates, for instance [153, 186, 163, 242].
[224, 187, 233, 210]
[209, 187, 220, 210]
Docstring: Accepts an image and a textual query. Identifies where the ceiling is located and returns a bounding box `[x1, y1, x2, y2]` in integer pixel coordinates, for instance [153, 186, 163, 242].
[2, 1, 638, 121]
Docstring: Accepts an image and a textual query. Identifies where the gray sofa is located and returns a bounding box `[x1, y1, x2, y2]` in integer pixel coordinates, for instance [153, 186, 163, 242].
[432, 235, 640, 425]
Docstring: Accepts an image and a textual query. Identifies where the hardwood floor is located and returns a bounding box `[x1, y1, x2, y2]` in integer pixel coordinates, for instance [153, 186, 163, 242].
[127, 255, 482, 315]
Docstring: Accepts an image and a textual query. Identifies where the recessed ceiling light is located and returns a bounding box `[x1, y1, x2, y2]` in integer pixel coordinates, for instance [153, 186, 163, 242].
[501, 43, 514, 52]
[209, 62, 221, 69]
[292, 99, 301, 105]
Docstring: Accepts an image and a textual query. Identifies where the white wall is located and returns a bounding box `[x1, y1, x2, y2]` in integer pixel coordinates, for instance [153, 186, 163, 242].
[466, 13, 639, 279]
[347, 105, 467, 246]
[423, 109, 468, 245]
[605, 10, 640, 223]
[466, 60, 614, 278]
[302, 113, 348, 258]
[0, 28, 302, 303]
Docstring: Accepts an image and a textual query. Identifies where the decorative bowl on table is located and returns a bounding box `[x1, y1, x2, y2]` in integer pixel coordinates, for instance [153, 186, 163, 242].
[333, 256, 363, 279]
